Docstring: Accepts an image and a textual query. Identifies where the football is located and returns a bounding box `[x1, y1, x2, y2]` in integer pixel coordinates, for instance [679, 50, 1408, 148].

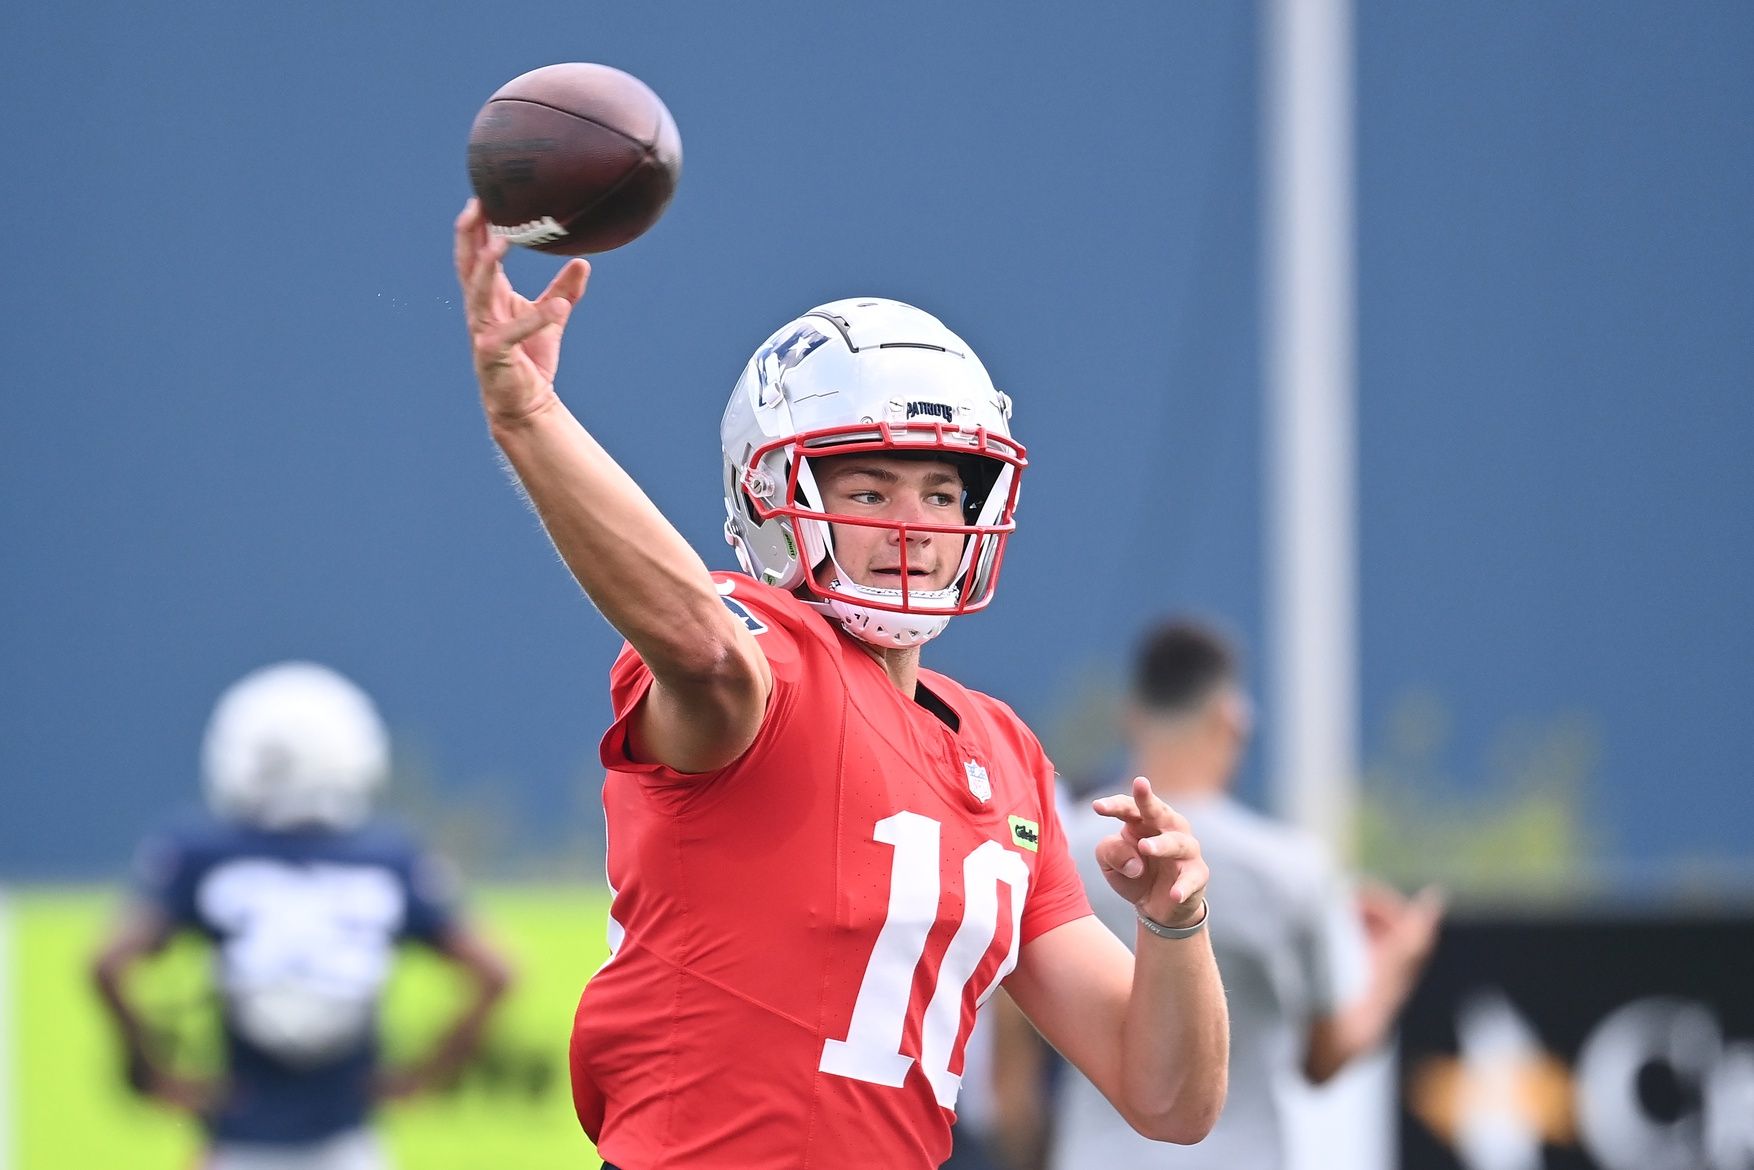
[466, 63, 682, 255]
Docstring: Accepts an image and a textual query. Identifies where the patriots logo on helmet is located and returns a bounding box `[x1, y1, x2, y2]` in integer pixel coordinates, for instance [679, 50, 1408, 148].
[753, 324, 830, 404]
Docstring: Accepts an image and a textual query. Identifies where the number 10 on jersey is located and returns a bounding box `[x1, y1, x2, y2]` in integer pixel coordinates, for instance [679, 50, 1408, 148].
[819, 811, 1031, 1108]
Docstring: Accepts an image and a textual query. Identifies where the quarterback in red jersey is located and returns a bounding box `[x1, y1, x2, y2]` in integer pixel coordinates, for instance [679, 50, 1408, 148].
[580, 573, 1091, 1166]
[453, 200, 1229, 1169]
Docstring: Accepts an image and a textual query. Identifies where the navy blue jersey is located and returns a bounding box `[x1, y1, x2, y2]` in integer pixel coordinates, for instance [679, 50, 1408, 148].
[131, 815, 459, 1145]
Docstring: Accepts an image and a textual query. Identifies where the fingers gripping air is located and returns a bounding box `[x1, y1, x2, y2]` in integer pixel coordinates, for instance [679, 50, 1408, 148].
[1092, 777, 1211, 929]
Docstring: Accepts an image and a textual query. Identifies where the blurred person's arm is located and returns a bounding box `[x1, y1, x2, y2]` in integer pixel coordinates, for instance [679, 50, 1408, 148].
[987, 990, 1052, 1170]
[375, 921, 514, 1100]
[89, 906, 220, 1113]
[1303, 881, 1444, 1083]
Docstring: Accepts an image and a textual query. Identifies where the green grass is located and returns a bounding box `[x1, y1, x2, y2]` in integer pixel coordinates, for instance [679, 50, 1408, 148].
[12, 886, 612, 1169]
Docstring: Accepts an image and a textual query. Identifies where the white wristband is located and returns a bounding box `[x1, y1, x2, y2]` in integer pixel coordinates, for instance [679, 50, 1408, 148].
[1136, 899, 1210, 940]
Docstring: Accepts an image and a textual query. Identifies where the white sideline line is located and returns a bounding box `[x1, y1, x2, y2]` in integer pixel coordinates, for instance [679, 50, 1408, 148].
[0, 887, 13, 1170]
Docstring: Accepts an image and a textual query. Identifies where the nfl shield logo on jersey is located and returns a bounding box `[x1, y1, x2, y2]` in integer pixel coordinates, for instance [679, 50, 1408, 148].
[964, 760, 992, 803]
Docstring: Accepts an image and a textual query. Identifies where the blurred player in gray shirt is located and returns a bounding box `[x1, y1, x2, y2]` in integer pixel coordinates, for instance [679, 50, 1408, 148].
[994, 618, 1442, 1169]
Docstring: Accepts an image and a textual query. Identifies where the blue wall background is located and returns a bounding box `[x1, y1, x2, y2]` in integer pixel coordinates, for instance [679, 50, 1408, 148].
[2, 2, 1749, 883]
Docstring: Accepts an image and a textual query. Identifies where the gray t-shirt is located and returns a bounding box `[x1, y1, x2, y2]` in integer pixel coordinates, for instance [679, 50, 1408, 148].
[1049, 792, 1364, 1170]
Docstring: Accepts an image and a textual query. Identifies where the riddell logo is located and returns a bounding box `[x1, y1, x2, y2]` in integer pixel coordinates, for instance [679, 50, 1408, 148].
[906, 401, 954, 424]
[489, 216, 568, 246]
[1410, 989, 1754, 1170]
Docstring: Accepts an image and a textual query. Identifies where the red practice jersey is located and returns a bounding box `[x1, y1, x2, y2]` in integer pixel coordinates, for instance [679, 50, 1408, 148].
[571, 574, 1092, 1169]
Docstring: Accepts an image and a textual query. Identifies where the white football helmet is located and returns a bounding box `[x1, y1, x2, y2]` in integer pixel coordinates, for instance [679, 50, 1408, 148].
[201, 662, 389, 831]
[721, 297, 1026, 647]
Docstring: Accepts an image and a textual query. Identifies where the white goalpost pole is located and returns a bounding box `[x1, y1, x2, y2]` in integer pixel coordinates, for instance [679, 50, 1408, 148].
[1263, 5, 1392, 1168]
[1263, 0, 1360, 862]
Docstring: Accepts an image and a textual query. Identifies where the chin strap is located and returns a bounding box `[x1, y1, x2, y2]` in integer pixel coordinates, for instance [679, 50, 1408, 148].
[801, 551, 960, 647]
[812, 595, 952, 648]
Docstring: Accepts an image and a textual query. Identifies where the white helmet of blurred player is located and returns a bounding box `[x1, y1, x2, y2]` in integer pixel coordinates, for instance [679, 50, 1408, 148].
[201, 661, 389, 831]
[720, 297, 1026, 647]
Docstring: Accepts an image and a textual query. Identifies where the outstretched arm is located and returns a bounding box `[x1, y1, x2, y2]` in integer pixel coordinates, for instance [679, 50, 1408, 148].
[1303, 881, 1444, 1083]
[453, 201, 771, 773]
[1005, 778, 1228, 1145]
[375, 922, 515, 1101]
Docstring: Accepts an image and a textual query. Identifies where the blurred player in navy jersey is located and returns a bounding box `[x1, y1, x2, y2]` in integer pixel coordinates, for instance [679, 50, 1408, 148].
[91, 661, 512, 1170]
[453, 201, 1229, 1170]
[996, 618, 1443, 1170]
